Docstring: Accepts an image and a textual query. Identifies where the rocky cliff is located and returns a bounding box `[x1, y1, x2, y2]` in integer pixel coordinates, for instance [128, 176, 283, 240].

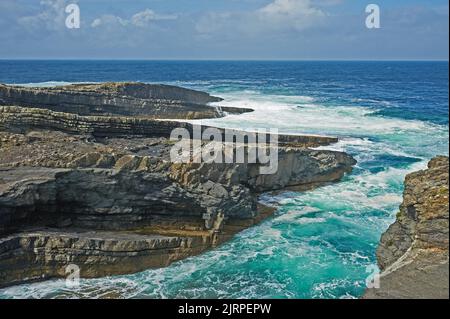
[0, 105, 338, 147]
[365, 156, 449, 299]
[0, 83, 252, 119]
[0, 82, 356, 288]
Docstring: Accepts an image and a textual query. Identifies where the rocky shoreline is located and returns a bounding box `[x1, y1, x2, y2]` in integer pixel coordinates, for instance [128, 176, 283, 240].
[365, 156, 449, 299]
[0, 82, 252, 119]
[0, 83, 356, 288]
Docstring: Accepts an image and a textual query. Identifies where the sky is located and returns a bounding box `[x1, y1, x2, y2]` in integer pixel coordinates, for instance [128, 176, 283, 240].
[0, 0, 448, 60]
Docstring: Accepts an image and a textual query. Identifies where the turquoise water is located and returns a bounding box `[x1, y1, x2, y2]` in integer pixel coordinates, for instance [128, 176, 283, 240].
[0, 61, 448, 299]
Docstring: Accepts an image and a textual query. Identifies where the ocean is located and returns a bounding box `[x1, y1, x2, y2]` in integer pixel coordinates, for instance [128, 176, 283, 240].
[0, 60, 448, 299]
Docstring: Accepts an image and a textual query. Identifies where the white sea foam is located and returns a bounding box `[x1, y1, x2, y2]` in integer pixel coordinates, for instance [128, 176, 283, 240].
[273, 207, 321, 223]
[200, 91, 441, 138]
[0, 84, 448, 300]
[295, 217, 327, 225]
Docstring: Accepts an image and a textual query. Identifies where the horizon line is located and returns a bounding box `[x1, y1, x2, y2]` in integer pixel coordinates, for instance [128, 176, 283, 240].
[0, 58, 448, 62]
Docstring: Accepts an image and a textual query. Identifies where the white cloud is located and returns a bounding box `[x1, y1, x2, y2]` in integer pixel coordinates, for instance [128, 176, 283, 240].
[91, 15, 128, 28]
[2, 0, 448, 60]
[196, 0, 326, 36]
[17, 0, 69, 32]
[260, 0, 318, 15]
[91, 8, 177, 29]
[131, 9, 177, 27]
[258, 0, 326, 31]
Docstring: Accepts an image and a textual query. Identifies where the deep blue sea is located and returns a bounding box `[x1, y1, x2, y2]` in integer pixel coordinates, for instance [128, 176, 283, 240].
[0, 61, 448, 299]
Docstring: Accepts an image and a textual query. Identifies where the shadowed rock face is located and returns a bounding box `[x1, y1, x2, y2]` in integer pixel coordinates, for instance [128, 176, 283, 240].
[0, 82, 357, 288]
[0, 132, 355, 236]
[365, 156, 449, 299]
[0, 83, 252, 119]
[0, 230, 199, 288]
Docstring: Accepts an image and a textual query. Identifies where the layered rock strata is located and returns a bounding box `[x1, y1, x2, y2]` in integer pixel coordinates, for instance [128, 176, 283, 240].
[365, 156, 449, 299]
[0, 83, 356, 288]
[0, 83, 252, 119]
[0, 106, 337, 147]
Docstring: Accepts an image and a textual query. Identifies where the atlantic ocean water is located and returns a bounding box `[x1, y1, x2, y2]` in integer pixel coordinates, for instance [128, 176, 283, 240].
[0, 60, 448, 299]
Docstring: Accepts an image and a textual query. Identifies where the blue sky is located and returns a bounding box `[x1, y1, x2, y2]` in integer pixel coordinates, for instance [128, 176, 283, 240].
[0, 0, 448, 60]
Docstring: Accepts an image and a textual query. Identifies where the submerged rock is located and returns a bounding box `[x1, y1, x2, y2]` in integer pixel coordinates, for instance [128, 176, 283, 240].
[365, 156, 449, 299]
